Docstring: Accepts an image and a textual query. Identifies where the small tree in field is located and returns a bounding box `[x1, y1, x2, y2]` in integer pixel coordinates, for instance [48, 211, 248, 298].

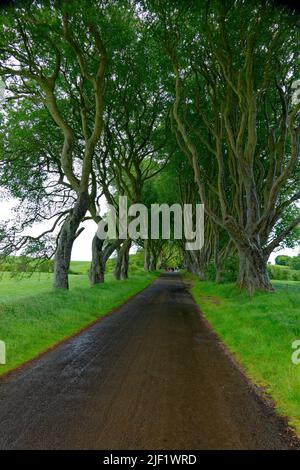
[275, 255, 292, 266]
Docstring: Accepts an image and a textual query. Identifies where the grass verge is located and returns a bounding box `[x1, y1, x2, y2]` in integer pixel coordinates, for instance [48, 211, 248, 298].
[0, 271, 158, 377]
[183, 272, 300, 437]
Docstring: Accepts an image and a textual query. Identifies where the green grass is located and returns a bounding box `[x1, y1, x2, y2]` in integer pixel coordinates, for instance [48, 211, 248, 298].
[0, 272, 55, 301]
[69, 256, 143, 275]
[184, 273, 300, 437]
[268, 264, 300, 282]
[69, 260, 91, 274]
[0, 271, 158, 376]
[271, 280, 300, 294]
[0, 253, 145, 276]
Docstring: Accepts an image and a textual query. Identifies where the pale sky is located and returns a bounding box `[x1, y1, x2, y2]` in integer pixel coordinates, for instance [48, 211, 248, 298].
[0, 196, 298, 263]
[0, 197, 96, 261]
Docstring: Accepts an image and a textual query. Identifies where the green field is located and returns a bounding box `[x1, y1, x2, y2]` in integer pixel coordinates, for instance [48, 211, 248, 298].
[268, 264, 300, 282]
[184, 273, 300, 437]
[270, 280, 300, 294]
[0, 270, 158, 376]
[0, 259, 100, 301]
[69, 260, 91, 274]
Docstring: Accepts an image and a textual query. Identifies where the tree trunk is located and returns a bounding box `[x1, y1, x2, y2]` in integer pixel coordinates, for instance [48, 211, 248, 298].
[89, 238, 123, 285]
[115, 239, 131, 280]
[189, 250, 206, 280]
[193, 261, 206, 280]
[214, 231, 222, 283]
[197, 267, 206, 280]
[89, 235, 105, 285]
[114, 247, 122, 280]
[144, 240, 150, 271]
[237, 247, 273, 293]
[183, 251, 193, 273]
[223, 217, 274, 293]
[53, 191, 89, 289]
[215, 265, 222, 283]
[121, 240, 131, 279]
[149, 252, 157, 271]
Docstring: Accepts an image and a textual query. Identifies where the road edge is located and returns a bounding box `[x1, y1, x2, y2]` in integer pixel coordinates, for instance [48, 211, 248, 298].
[0, 274, 160, 383]
[181, 274, 300, 450]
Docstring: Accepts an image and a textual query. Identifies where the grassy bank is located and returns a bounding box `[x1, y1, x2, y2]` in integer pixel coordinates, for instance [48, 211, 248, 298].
[184, 273, 300, 436]
[0, 271, 158, 376]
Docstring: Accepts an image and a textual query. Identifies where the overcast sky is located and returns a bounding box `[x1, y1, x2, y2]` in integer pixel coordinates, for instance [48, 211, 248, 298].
[0, 196, 96, 261]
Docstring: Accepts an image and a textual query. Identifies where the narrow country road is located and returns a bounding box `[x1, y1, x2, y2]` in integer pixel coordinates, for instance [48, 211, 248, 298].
[0, 274, 297, 450]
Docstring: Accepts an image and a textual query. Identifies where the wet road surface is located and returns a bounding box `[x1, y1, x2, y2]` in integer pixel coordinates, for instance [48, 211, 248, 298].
[0, 274, 298, 449]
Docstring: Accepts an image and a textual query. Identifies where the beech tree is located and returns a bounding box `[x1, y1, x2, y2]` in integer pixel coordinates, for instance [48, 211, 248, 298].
[92, 28, 171, 280]
[0, 0, 133, 288]
[151, 0, 300, 292]
[0, 102, 76, 264]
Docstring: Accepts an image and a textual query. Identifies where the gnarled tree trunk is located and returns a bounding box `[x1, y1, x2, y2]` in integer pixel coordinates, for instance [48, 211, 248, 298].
[54, 191, 89, 290]
[190, 250, 206, 280]
[144, 239, 150, 271]
[237, 246, 273, 293]
[214, 231, 222, 283]
[89, 237, 123, 285]
[121, 240, 131, 279]
[89, 235, 105, 284]
[115, 239, 131, 280]
[183, 251, 193, 273]
[149, 252, 157, 271]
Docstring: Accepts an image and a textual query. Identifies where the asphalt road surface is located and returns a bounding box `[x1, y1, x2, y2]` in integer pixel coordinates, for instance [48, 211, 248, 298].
[0, 274, 298, 450]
